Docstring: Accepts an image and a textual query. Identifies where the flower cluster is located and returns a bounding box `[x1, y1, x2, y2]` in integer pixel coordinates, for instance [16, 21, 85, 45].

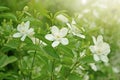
[13, 15, 111, 63]
[13, 14, 111, 74]
[89, 35, 110, 63]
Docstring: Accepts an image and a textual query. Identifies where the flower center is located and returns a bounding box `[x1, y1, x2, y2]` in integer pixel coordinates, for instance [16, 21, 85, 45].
[56, 35, 60, 38]
[97, 49, 102, 55]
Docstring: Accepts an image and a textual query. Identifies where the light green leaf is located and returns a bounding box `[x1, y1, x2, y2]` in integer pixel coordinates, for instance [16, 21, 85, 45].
[7, 56, 17, 65]
[0, 6, 9, 11]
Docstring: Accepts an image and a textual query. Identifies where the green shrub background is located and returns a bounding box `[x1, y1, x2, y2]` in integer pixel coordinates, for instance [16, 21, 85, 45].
[0, 0, 120, 80]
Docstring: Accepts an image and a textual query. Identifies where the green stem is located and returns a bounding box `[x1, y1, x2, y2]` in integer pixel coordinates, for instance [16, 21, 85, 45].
[28, 38, 38, 79]
[29, 50, 36, 80]
[51, 59, 55, 80]
[19, 53, 25, 79]
[65, 58, 80, 79]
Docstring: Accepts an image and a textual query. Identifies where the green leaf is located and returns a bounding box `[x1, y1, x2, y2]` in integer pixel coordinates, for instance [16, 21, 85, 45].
[0, 6, 9, 11]
[1, 46, 13, 53]
[68, 73, 82, 80]
[59, 46, 74, 57]
[54, 10, 67, 18]
[61, 57, 73, 65]
[80, 55, 94, 63]
[0, 55, 17, 68]
[5, 39, 20, 49]
[7, 56, 17, 65]
[43, 45, 59, 59]
[0, 55, 8, 68]
[60, 66, 71, 78]
[0, 13, 17, 21]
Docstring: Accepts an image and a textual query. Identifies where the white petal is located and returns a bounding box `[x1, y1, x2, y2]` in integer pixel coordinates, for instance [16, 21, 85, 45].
[89, 63, 97, 71]
[21, 35, 27, 41]
[27, 28, 35, 36]
[51, 26, 59, 35]
[17, 24, 23, 32]
[89, 46, 96, 54]
[17, 21, 30, 32]
[92, 36, 97, 44]
[93, 54, 100, 62]
[40, 40, 47, 46]
[66, 23, 72, 29]
[97, 35, 103, 44]
[52, 41, 60, 47]
[100, 42, 110, 55]
[60, 38, 69, 45]
[13, 33, 22, 38]
[24, 21, 30, 30]
[30, 37, 40, 44]
[60, 28, 68, 37]
[76, 34, 85, 38]
[45, 34, 54, 41]
[100, 55, 109, 63]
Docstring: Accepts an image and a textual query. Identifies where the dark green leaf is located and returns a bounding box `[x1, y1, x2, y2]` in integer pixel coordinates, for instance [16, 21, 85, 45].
[7, 56, 17, 65]
[59, 46, 74, 57]
[0, 55, 17, 68]
[43, 45, 59, 59]
[68, 73, 82, 80]
[5, 39, 20, 49]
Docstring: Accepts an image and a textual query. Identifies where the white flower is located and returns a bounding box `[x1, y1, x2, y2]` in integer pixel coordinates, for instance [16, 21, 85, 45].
[45, 26, 69, 47]
[13, 21, 34, 41]
[89, 35, 110, 63]
[56, 14, 68, 23]
[112, 67, 120, 73]
[66, 19, 85, 38]
[89, 63, 97, 71]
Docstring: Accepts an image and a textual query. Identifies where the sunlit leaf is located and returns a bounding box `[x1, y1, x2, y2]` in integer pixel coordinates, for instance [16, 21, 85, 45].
[0, 6, 9, 11]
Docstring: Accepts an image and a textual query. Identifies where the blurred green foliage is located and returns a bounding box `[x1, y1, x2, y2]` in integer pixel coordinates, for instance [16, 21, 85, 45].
[0, 0, 120, 80]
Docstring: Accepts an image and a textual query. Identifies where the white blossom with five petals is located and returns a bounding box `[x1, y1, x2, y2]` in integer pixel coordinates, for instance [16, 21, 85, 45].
[45, 26, 69, 47]
[89, 35, 110, 63]
[13, 21, 34, 41]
